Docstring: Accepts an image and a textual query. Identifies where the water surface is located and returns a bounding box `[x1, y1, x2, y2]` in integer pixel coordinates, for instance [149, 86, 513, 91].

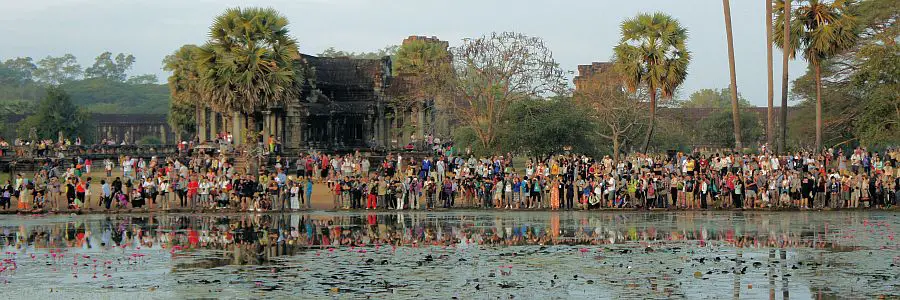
[1, 211, 898, 299]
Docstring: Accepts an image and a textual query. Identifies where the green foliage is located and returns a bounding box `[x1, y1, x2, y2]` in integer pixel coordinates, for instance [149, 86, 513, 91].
[0, 58, 43, 101]
[125, 74, 159, 85]
[84, 52, 135, 82]
[851, 41, 900, 145]
[391, 39, 453, 110]
[698, 110, 763, 148]
[613, 12, 691, 151]
[33, 54, 82, 85]
[317, 45, 398, 60]
[500, 97, 598, 157]
[195, 7, 303, 114]
[59, 78, 169, 114]
[137, 136, 162, 145]
[0, 57, 37, 85]
[613, 13, 691, 99]
[788, 0, 898, 148]
[393, 40, 450, 76]
[17, 87, 92, 142]
[449, 32, 567, 149]
[168, 98, 196, 141]
[678, 88, 751, 109]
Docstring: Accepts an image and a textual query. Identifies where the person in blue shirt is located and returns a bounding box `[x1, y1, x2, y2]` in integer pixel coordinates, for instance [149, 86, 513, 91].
[101, 179, 112, 209]
[305, 178, 313, 209]
[512, 177, 521, 209]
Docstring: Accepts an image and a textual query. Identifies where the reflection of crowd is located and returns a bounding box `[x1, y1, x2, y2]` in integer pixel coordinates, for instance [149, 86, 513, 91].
[1, 213, 865, 262]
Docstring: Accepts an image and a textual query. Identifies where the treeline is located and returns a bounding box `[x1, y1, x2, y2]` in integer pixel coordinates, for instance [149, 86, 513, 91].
[0, 52, 168, 114]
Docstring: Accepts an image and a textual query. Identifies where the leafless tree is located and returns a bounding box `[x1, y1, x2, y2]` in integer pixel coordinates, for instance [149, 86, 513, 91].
[448, 32, 567, 149]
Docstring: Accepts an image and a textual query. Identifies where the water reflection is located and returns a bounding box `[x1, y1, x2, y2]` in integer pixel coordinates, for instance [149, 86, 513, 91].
[0, 211, 898, 299]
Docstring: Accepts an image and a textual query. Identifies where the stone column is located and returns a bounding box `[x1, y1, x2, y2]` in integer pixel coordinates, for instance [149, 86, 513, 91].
[262, 111, 270, 142]
[233, 112, 242, 146]
[160, 125, 167, 144]
[210, 112, 218, 141]
[275, 111, 283, 143]
[326, 116, 334, 147]
[418, 104, 426, 147]
[197, 107, 207, 142]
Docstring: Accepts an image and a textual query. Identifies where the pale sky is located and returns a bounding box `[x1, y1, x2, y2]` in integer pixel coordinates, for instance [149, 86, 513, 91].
[0, 0, 809, 106]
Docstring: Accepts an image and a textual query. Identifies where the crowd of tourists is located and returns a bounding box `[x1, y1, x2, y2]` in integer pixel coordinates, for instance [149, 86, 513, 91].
[308, 145, 900, 211]
[1, 139, 898, 212]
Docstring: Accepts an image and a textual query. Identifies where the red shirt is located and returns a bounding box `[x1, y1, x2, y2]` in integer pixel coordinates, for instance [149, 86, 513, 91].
[188, 180, 199, 194]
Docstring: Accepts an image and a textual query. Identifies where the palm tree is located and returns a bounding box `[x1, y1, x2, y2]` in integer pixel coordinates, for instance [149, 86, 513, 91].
[774, 0, 801, 153]
[766, 0, 776, 150]
[723, 0, 744, 151]
[163, 44, 202, 142]
[195, 7, 302, 144]
[613, 13, 691, 153]
[795, 0, 858, 150]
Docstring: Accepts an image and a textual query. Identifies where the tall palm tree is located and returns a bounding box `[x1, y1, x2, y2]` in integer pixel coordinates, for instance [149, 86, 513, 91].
[723, 0, 744, 151]
[163, 44, 202, 142]
[766, 0, 776, 150]
[795, 0, 858, 150]
[195, 7, 302, 143]
[613, 13, 692, 153]
[774, 0, 801, 153]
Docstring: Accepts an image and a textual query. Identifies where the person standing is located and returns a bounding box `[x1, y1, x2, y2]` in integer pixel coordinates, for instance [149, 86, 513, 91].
[290, 181, 300, 210]
[101, 179, 111, 210]
[550, 178, 560, 210]
[305, 177, 313, 209]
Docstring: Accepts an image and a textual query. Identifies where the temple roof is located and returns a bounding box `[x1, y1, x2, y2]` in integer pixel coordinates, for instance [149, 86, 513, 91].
[301, 54, 389, 89]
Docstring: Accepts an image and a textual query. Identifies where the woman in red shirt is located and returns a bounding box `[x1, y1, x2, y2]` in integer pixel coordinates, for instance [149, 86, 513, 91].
[333, 181, 342, 210]
[187, 178, 199, 209]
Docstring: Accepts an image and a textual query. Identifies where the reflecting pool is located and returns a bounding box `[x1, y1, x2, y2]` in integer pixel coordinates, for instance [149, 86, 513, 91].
[0, 211, 898, 299]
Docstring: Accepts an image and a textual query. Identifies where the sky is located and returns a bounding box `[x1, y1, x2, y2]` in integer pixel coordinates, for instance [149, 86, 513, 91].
[0, 0, 810, 106]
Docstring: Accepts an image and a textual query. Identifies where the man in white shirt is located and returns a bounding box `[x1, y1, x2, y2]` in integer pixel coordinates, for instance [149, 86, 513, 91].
[122, 156, 135, 180]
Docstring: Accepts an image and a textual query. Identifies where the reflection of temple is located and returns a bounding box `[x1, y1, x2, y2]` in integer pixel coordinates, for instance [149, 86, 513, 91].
[195, 36, 449, 153]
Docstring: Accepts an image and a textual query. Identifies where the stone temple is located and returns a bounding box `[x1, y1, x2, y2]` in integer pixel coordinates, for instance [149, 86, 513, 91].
[194, 36, 450, 154]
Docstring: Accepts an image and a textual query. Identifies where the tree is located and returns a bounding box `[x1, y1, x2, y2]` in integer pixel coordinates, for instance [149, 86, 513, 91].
[613, 13, 692, 153]
[502, 97, 597, 157]
[17, 86, 91, 141]
[774, 0, 801, 153]
[0, 57, 38, 100]
[788, 0, 898, 147]
[168, 98, 196, 142]
[391, 38, 453, 138]
[1, 57, 37, 85]
[766, 0, 776, 149]
[126, 74, 159, 85]
[59, 78, 169, 114]
[447, 32, 566, 150]
[164, 44, 202, 141]
[679, 88, 751, 108]
[699, 110, 763, 148]
[194, 7, 303, 174]
[574, 67, 646, 162]
[195, 7, 302, 126]
[317, 45, 398, 59]
[796, 0, 859, 150]
[723, 0, 744, 150]
[33, 54, 82, 85]
[85, 52, 135, 82]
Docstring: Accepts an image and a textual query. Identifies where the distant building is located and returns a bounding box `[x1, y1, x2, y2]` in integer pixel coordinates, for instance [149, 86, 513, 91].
[5, 113, 173, 145]
[196, 36, 450, 153]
